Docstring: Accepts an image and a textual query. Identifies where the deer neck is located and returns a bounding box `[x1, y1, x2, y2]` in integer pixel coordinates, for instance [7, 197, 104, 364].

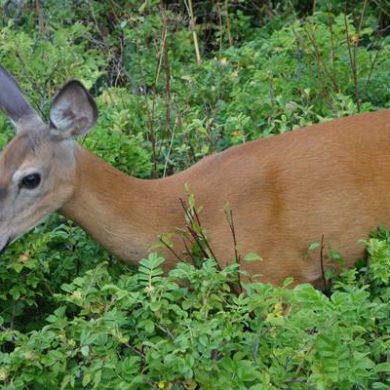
[60, 145, 184, 268]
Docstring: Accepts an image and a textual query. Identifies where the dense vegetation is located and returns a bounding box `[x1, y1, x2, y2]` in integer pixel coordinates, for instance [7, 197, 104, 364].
[0, 0, 390, 388]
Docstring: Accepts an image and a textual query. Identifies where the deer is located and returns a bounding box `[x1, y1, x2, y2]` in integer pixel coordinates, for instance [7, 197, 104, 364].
[0, 65, 389, 287]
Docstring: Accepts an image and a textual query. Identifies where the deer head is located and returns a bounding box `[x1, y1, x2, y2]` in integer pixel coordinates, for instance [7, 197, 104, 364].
[0, 66, 98, 254]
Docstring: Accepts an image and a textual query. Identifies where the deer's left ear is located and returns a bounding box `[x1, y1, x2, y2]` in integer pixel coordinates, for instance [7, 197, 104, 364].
[49, 80, 98, 139]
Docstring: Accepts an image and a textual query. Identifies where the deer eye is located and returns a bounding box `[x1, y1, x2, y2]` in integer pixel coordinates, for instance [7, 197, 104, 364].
[20, 173, 41, 190]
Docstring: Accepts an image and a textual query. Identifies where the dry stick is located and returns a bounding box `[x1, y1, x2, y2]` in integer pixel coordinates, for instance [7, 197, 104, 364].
[225, 208, 241, 265]
[226, 208, 243, 293]
[145, 94, 159, 177]
[35, 0, 45, 35]
[353, 0, 368, 106]
[357, 0, 368, 34]
[184, 0, 202, 64]
[215, 0, 224, 50]
[344, 13, 360, 112]
[154, 13, 168, 87]
[145, 9, 170, 176]
[328, 22, 339, 93]
[145, 31, 167, 177]
[161, 3, 172, 141]
[224, 0, 233, 46]
[319, 234, 327, 292]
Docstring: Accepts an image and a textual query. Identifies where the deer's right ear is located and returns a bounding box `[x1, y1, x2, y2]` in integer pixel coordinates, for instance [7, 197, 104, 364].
[49, 80, 98, 140]
[0, 65, 41, 132]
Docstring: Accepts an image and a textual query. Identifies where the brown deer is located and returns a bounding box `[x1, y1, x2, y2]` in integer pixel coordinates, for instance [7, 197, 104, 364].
[0, 65, 389, 286]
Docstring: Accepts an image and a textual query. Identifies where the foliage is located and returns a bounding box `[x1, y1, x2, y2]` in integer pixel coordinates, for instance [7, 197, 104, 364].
[1, 234, 390, 389]
[0, 0, 390, 388]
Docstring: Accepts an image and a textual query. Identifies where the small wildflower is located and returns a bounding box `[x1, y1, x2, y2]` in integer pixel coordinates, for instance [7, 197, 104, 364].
[144, 285, 155, 294]
[23, 351, 34, 360]
[286, 101, 298, 112]
[350, 34, 359, 44]
[158, 381, 165, 389]
[71, 291, 82, 301]
[0, 368, 8, 381]
[219, 57, 228, 66]
[230, 70, 239, 80]
[68, 339, 76, 348]
[273, 302, 284, 317]
[18, 252, 30, 263]
[232, 130, 241, 138]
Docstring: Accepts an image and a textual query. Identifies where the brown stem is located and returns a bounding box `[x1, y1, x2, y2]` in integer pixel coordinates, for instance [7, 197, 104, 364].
[344, 13, 360, 112]
[225, 207, 242, 293]
[159, 235, 182, 263]
[184, 0, 202, 64]
[35, 0, 45, 35]
[320, 234, 327, 291]
[224, 0, 233, 46]
[160, 3, 172, 140]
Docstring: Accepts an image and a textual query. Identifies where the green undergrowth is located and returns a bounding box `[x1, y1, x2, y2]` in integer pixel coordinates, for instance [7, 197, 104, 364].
[0, 229, 390, 389]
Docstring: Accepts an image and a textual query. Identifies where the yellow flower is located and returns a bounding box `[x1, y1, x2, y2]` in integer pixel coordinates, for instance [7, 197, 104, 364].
[0, 368, 8, 381]
[350, 34, 359, 44]
[158, 381, 165, 389]
[219, 57, 228, 66]
[230, 71, 239, 80]
[18, 252, 30, 263]
[71, 291, 82, 301]
[273, 302, 284, 317]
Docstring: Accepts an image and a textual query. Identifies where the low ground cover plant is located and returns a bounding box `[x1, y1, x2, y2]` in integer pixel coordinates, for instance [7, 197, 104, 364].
[0, 231, 390, 389]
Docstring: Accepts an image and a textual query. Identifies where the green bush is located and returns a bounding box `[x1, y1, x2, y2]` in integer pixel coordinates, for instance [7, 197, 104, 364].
[1, 234, 390, 389]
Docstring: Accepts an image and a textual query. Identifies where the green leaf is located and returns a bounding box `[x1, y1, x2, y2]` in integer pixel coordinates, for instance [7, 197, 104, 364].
[244, 252, 263, 262]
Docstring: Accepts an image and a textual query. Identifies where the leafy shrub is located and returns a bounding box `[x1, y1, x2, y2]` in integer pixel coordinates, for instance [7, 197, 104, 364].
[1, 234, 390, 389]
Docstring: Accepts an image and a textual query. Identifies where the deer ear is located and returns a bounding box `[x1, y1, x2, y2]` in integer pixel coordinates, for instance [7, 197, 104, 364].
[49, 80, 98, 139]
[0, 65, 41, 132]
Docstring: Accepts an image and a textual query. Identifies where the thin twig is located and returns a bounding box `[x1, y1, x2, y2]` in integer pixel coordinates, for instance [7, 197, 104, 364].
[225, 206, 243, 293]
[163, 122, 176, 177]
[179, 197, 220, 269]
[320, 234, 327, 291]
[35, 0, 45, 35]
[344, 13, 361, 112]
[160, 2, 172, 140]
[224, 0, 233, 46]
[184, 0, 201, 64]
[159, 235, 182, 263]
